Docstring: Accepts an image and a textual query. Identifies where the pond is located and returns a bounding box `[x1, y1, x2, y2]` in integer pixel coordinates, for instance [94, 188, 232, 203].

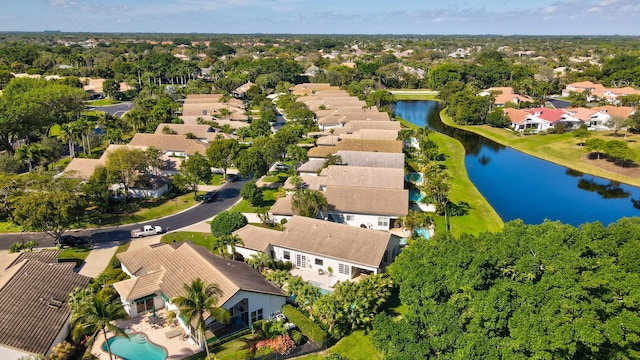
[395, 100, 640, 226]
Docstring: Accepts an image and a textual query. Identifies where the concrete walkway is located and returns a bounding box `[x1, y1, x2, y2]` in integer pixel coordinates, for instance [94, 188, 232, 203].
[78, 241, 120, 278]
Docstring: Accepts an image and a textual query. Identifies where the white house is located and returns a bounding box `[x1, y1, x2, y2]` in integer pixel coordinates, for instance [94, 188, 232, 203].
[233, 216, 401, 282]
[112, 242, 286, 347]
[270, 185, 408, 231]
[585, 106, 635, 131]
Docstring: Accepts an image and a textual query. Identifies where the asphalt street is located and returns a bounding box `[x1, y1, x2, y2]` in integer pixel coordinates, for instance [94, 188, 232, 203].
[0, 179, 247, 250]
[86, 102, 133, 117]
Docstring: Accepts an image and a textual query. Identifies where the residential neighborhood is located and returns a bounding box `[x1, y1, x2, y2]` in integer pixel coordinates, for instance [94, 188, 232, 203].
[0, 31, 639, 360]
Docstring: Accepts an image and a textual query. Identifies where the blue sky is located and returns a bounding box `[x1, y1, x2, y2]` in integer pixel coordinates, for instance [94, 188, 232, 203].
[1, 0, 638, 35]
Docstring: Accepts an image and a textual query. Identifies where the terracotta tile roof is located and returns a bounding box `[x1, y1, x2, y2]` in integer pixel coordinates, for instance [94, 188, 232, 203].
[0, 260, 90, 355]
[116, 242, 284, 305]
[279, 216, 391, 267]
[308, 139, 402, 158]
[486, 87, 534, 105]
[566, 107, 596, 121]
[592, 105, 635, 119]
[504, 108, 530, 124]
[128, 133, 209, 156]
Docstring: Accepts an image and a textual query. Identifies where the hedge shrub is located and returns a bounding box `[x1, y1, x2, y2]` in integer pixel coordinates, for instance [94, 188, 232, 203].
[282, 305, 327, 344]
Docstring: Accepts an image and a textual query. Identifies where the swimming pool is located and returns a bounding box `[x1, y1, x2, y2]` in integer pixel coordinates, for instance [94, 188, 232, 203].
[409, 189, 424, 202]
[405, 172, 423, 183]
[416, 227, 430, 239]
[308, 280, 333, 295]
[102, 333, 167, 360]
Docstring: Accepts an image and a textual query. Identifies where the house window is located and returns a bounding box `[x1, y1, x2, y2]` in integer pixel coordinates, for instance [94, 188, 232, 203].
[283, 251, 290, 260]
[338, 263, 350, 276]
[378, 217, 389, 227]
[251, 309, 263, 323]
[315, 258, 323, 266]
[345, 215, 355, 221]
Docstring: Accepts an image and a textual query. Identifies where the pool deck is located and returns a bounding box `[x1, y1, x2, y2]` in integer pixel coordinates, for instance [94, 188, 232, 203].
[90, 311, 201, 360]
[289, 268, 339, 291]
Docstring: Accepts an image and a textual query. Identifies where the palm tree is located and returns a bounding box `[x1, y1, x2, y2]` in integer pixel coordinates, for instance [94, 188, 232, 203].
[291, 189, 328, 218]
[246, 252, 274, 272]
[14, 143, 50, 171]
[212, 234, 244, 260]
[70, 290, 128, 360]
[171, 278, 230, 359]
[57, 123, 77, 158]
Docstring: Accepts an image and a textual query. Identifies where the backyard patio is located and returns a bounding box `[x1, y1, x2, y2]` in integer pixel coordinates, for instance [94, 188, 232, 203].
[90, 310, 201, 360]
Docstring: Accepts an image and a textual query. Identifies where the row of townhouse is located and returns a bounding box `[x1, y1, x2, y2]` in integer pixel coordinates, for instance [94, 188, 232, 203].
[63, 93, 244, 197]
[233, 83, 408, 283]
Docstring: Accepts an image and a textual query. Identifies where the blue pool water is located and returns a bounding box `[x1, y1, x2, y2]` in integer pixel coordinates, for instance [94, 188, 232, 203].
[409, 189, 424, 202]
[405, 172, 423, 183]
[102, 333, 167, 360]
[416, 227, 430, 239]
[308, 280, 333, 295]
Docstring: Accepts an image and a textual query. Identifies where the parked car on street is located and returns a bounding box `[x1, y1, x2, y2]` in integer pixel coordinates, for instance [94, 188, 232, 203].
[55, 235, 88, 247]
[202, 191, 218, 203]
[130, 225, 163, 238]
[226, 173, 239, 182]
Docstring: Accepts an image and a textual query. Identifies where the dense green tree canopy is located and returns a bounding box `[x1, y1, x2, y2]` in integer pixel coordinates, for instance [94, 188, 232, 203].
[374, 219, 640, 360]
[210, 210, 248, 237]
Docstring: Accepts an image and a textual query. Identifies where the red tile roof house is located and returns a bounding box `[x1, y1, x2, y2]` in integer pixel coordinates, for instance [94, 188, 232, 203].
[510, 108, 566, 134]
[562, 81, 607, 102]
[479, 87, 535, 107]
[113, 242, 286, 347]
[233, 216, 401, 283]
[0, 252, 91, 358]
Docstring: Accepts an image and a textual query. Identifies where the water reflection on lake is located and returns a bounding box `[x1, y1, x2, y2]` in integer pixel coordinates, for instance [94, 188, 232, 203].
[395, 100, 640, 226]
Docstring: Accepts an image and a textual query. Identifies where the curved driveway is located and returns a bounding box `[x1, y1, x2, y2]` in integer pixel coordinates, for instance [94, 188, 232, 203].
[0, 180, 247, 250]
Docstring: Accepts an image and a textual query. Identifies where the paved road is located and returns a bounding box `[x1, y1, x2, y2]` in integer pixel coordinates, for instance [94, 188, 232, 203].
[86, 102, 133, 117]
[0, 180, 246, 250]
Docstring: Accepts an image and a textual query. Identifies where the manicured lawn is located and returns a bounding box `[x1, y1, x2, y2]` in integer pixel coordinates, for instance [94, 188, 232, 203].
[184, 333, 271, 360]
[211, 173, 223, 185]
[230, 189, 280, 213]
[432, 130, 504, 236]
[83, 192, 200, 227]
[392, 93, 439, 101]
[397, 116, 504, 236]
[58, 245, 93, 261]
[161, 231, 216, 249]
[440, 111, 640, 188]
[328, 330, 382, 360]
[0, 222, 22, 233]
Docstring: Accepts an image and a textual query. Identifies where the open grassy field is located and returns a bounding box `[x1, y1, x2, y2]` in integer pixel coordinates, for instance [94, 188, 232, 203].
[439, 111, 640, 188]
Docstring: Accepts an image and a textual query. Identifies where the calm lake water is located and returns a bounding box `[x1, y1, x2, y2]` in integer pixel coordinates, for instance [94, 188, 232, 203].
[395, 100, 640, 226]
